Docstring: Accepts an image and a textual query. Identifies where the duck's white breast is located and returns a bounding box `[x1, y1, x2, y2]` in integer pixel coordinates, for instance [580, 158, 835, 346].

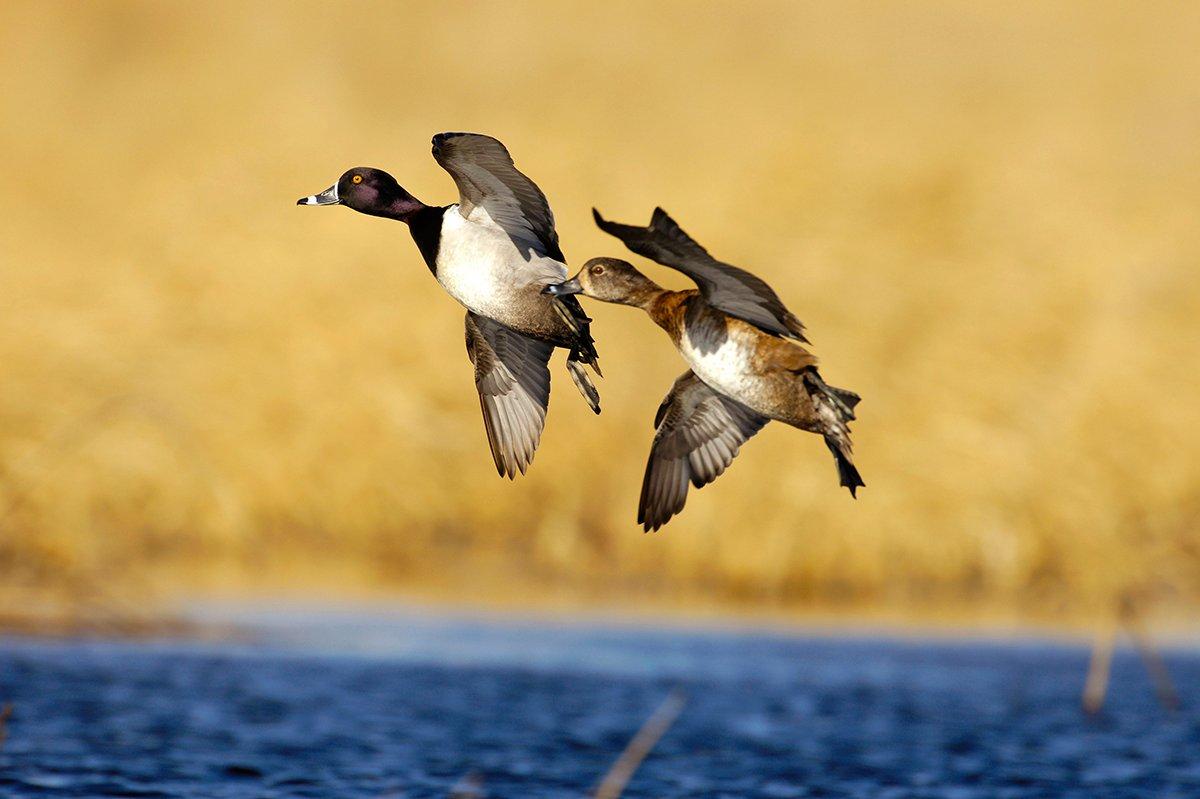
[434, 206, 567, 319]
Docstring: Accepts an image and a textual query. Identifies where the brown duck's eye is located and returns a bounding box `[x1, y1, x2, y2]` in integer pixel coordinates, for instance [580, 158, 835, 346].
[590, 265, 605, 275]
[352, 174, 363, 184]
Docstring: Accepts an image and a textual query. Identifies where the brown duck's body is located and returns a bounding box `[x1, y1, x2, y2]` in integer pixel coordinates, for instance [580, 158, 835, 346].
[647, 290, 827, 430]
[545, 206, 864, 527]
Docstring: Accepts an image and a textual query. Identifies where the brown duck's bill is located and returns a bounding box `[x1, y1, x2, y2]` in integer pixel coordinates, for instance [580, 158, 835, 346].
[297, 184, 340, 206]
[542, 276, 582, 296]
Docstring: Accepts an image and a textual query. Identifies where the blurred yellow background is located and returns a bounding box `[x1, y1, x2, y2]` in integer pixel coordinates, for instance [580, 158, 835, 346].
[1, 1, 1197, 629]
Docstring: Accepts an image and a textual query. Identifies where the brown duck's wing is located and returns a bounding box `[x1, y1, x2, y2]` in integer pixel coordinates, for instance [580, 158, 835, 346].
[639, 371, 769, 531]
[593, 207, 807, 342]
[432, 132, 564, 262]
[464, 312, 554, 479]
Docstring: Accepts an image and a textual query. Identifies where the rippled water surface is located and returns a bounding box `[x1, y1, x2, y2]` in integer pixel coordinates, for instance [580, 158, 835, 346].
[1, 609, 1198, 797]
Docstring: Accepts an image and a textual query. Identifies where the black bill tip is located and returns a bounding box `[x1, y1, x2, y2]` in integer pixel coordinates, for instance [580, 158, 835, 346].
[542, 277, 583, 296]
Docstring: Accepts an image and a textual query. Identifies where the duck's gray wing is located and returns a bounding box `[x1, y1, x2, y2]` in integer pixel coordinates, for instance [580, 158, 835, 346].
[433, 132, 564, 262]
[594, 207, 807, 342]
[639, 371, 769, 531]
[465, 312, 554, 479]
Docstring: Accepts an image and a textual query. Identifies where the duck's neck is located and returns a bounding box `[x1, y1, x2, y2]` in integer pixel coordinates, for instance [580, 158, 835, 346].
[357, 184, 426, 222]
[405, 204, 447, 275]
[620, 281, 667, 312]
[644, 289, 693, 335]
[380, 192, 427, 222]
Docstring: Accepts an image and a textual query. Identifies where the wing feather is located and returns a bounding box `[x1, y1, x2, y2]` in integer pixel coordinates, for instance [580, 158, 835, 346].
[465, 313, 554, 478]
[594, 207, 807, 341]
[638, 371, 769, 531]
[433, 132, 564, 261]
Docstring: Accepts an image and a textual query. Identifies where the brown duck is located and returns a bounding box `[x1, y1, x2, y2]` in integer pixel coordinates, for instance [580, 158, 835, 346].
[545, 208, 863, 531]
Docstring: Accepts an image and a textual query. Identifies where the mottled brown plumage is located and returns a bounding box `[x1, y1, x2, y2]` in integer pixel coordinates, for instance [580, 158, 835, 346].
[545, 210, 863, 530]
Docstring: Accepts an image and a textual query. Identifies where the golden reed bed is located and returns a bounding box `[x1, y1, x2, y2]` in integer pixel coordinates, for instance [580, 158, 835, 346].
[0, 2, 1197, 627]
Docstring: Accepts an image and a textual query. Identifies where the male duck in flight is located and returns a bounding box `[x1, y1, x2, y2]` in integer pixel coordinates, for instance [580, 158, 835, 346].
[545, 208, 863, 531]
[298, 132, 601, 478]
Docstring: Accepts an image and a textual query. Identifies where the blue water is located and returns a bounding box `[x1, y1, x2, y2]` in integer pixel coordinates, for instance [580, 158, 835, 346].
[1, 608, 1198, 798]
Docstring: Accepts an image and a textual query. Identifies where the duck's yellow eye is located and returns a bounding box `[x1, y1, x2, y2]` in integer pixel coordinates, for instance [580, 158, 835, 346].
[352, 174, 363, 184]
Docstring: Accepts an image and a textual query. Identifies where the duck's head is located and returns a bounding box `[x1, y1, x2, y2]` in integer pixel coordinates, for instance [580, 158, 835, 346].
[297, 167, 424, 220]
[543, 258, 662, 307]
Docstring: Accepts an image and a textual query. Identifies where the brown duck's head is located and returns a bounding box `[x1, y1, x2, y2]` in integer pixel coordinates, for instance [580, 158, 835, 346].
[543, 258, 661, 306]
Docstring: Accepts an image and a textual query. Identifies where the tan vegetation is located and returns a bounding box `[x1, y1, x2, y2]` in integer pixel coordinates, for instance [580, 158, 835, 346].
[1, 1, 1198, 628]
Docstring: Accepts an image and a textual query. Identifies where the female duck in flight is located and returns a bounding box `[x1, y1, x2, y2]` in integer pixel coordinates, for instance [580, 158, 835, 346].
[545, 208, 863, 531]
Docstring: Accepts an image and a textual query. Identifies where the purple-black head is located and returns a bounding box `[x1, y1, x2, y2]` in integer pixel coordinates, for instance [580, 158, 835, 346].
[297, 167, 424, 220]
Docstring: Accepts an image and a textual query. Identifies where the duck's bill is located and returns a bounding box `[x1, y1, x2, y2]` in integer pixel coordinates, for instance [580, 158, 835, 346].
[542, 276, 582, 296]
[297, 184, 340, 206]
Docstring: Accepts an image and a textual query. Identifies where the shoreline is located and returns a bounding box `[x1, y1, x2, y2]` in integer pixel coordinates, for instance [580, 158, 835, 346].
[4, 583, 1198, 651]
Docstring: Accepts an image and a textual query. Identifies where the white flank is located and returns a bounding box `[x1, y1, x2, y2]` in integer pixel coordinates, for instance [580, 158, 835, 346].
[678, 326, 764, 410]
[435, 205, 566, 324]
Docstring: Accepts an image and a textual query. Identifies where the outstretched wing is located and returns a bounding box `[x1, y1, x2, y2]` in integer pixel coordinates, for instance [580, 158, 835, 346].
[594, 207, 807, 341]
[639, 371, 769, 531]
[433, 132, 564, 262]
[464, 312, 554, 478]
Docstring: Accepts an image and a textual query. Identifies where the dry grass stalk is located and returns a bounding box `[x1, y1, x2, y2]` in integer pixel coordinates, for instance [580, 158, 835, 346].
[448, 770, 485, 799]
[1082, 626, 1115, 715]
[0, 703, 12, 749]
[592, 690, 686, 799]
[1083, 595, 1180, 715]
[1120, 598, 1180, 712]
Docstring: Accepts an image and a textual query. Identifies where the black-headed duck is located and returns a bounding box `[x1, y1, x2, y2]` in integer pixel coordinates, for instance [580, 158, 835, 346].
[545, 208, 863, 530]
[298, 133, 601, 479]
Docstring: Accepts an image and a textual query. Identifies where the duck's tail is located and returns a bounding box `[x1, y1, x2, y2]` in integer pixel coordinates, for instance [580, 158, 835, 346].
[803, 370, 864, 497]
[551, 293, 602, 414]
[824, 434, 864, 498]
[567, 354, 601, 414]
